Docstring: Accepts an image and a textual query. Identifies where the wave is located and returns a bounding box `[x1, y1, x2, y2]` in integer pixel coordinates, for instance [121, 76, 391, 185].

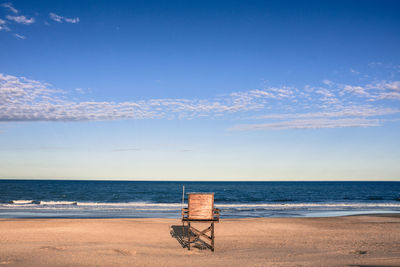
[76, 202, 182, 207]
[3, 201, 400, 209]
[40, 201, 78, 205]
[11, 200, 36, 204]
[216, 203, 400, 208]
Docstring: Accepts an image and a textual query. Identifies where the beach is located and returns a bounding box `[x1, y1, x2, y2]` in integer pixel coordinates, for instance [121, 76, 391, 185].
[0, 215, 399, 266]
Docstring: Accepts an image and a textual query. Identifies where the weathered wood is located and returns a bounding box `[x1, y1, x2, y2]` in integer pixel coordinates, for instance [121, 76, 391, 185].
[188, 222, 191, 251]
[181, 193, 219, 251]
[188, 193, 214, 220]
[190, 226, 212, 241]
[211, 222, 215, 252]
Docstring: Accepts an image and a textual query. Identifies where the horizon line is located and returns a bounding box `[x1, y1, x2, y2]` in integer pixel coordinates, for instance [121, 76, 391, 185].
[0, 178, 399, 182]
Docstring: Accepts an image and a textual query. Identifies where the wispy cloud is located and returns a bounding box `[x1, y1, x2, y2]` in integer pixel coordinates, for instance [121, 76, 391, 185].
[0, 73, 290, 121]
[112, 148, 141, 152]
[49, 12, 62, 22]
[6, 15, 35, 25]
[1, 3, 34, 36]
[0, 4, 79, 38]
[0, 18, 10, 31]
[350, 68, 361, 75]
[230, 118, 381, 131]
[2, 3, 18, 14]
[1, 72, 399, 131]
[253, 107, 400, 120]
[64, 17, 79, 24]
[13, 33, 26, 39]
[49, 12, 79, 24]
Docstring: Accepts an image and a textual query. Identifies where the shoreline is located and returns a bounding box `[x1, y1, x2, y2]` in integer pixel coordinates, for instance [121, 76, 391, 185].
[1, 209, 400, 220]
[1, 215, 399, 266]
[1, 211, 400, 220]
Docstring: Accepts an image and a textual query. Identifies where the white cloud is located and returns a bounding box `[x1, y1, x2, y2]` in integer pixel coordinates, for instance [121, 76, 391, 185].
[316, 88, 334, 97]
[49, 12, 79, 24]
[230, 118, 381, 131]
[2, 3, 18, 14]
[322, 80, 333, 86]
[13, 33, 26, 39]
[254, 107, 400, 120]
[376, 92, 400, 100]
[0, 73, 254, 121]
[6, 15, 35, 25]
[64, 17, 79, 24]
[385, 81, 400, 91]
[74, 88, 85, 94]
[342, 85, 369, 96]
[1, 73, 399, 132]
[112, 148, 141, 152]
[0, 19, 10, 31]
[49, 13, 62, 22]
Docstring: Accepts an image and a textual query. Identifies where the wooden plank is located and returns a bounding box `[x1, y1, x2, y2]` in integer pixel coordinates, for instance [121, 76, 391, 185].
[188, 193, 214, 220]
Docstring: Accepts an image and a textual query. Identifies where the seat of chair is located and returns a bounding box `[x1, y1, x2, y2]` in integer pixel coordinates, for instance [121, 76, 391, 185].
[181, 206, 220, 222]
[182, 218, 219, 222]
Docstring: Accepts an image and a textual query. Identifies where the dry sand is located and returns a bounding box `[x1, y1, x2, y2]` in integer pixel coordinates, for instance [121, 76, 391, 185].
[0, 215, 399, 266]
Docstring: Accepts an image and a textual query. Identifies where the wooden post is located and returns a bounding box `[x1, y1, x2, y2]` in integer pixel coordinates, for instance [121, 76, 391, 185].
[211, 222, 215, 252]
[188, 222, 191, 251]
[181, 186, 185, 247]
[182, 221, 185, 244]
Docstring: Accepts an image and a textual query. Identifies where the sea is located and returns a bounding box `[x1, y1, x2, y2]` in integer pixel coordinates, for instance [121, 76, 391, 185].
[0, 180, 399, 219]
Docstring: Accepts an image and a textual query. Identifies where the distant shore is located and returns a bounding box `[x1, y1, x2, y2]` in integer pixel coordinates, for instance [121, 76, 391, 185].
[1, 215, 399, 266]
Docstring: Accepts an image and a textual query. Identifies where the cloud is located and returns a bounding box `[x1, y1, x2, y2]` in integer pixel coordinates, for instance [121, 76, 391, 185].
[254, 107, 400, 120]
[74, 88, 85, 94]
[1, 4, 34, 35]
[49, 12, 79, 24]
[315, 88, 334, 98]
[0, 73, 294, 121]
[342, 85, 369, 96]
[376, 91, 400, 100]
[112, 148, 141, 152]
[322, 80, 333, 86]
[0, 5, 78, 38]
[6, 15, 35, 25]
[64, 17, 79, 24]
[230, 118, 381, 131]
[13, 33, 26, 39]
[1, 73, 399, 131]
[384, 81, 400, 91]
[0, 19, 10, 31]
[2, 3, 18, 14]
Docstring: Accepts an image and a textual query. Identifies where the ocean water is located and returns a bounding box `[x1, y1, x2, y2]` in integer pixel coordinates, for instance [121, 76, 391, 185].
[0, 180, 399, 218]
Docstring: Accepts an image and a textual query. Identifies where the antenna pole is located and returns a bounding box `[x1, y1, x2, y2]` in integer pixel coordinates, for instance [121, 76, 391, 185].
[182, 185, 185, 208]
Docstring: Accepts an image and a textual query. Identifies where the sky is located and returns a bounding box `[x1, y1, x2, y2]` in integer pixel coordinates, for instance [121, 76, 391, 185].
[0, 0, 399, 181]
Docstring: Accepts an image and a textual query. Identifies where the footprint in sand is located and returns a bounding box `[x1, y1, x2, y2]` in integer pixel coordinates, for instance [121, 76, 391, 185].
[349, 250, 367, 255]
[113, 249, 136, 256]
[39, 246, 65, 251]
[0, 258, 17, 265]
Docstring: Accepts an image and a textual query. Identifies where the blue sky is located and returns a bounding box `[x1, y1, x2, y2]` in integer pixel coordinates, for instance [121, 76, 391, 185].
[1, 0, 399, 180]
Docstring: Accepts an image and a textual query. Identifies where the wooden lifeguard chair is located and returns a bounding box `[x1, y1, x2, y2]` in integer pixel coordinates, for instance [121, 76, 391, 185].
[181, 193, 220, 251]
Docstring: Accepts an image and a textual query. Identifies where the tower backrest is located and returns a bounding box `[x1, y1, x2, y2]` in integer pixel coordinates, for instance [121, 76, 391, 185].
[188, 193, 214, 220]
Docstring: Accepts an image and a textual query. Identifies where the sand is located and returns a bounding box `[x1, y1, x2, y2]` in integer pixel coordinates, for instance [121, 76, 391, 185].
[0, 215, 399, 266]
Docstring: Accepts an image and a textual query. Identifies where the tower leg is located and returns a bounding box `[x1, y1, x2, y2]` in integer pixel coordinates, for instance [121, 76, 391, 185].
[211, 222, 215, 252]
[188, 222, 191, 251]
